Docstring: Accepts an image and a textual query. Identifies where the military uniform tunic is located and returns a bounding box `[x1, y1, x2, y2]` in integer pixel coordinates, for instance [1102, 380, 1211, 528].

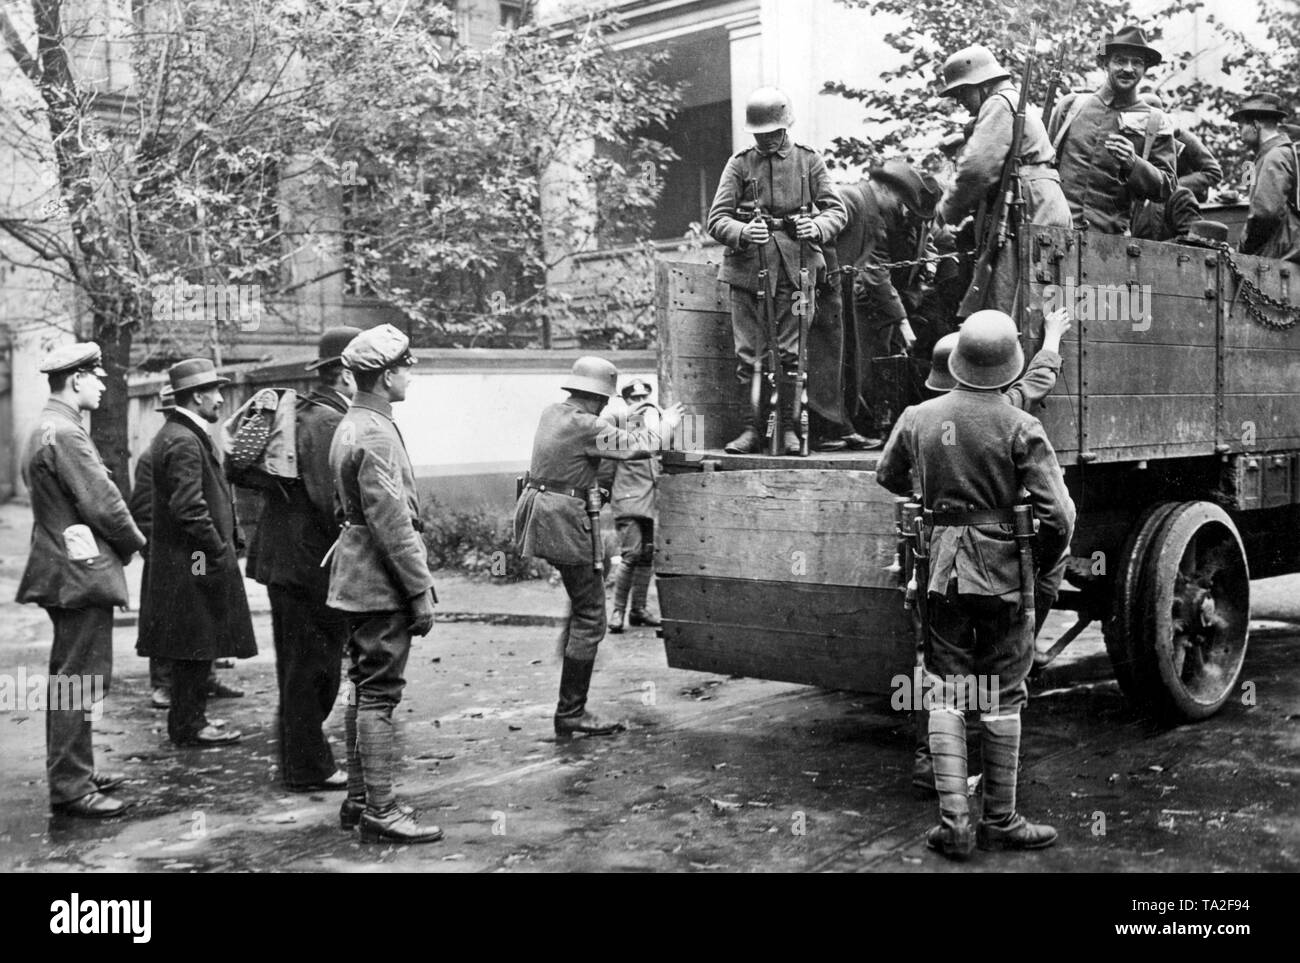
[514, 399, 665, 660]
[707, 135, 847, 381]
[876, 387, 1075, 709]
[18, 398, 145, 804]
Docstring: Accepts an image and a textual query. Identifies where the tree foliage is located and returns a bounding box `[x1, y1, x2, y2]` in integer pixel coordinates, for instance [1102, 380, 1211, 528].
[824, 0, 1249, 177]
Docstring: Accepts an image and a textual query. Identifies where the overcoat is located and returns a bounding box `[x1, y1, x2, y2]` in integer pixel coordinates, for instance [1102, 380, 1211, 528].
[136, 412, 257, 660]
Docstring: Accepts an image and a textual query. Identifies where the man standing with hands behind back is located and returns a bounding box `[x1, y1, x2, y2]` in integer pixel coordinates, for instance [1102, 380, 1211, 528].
[328, 324, 441, 844]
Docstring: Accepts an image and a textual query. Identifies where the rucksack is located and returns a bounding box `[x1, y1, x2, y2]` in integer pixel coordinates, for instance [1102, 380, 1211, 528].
[222, 387, 299, 484]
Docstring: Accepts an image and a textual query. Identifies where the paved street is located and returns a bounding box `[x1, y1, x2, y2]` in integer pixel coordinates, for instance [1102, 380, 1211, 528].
[1, 502, 1297, 873]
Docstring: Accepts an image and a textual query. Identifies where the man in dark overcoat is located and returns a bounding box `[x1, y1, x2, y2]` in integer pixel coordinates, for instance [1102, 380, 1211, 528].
[18, 343, 146, 818]
[137, 358, 256, 748]
[245, 327, 359, 791]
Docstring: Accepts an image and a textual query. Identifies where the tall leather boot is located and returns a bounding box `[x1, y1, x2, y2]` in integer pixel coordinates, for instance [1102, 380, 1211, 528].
[554, 657, 625, 738]
[628, 564, 659, 627]
[609, 561, 634, 634]
[356, 706, 443, 843]
[779, 374, 802, 456]
[724, 379, 764, 454]
[926, 707, 974, 860]
[977, 713, 1057, 851]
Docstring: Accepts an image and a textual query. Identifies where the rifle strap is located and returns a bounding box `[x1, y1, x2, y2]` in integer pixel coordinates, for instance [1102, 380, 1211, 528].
[1128, 110, 1165, 230]
[1051, 92, 1095, 155]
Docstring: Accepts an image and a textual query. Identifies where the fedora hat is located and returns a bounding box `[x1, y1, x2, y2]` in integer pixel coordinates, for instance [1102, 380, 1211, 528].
[870, 159, 942, 220]
[1098, 25, 1162, 68]
[306, 325, 364, 370]
[167, 357, 229, 394]
[1229, 93, 1290, 123]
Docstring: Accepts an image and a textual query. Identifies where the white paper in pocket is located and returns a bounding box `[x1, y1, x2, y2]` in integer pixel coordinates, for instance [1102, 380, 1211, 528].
[62, 524, 99, 561]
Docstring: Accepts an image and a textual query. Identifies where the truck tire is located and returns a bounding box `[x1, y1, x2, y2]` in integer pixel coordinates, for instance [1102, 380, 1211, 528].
[1136, 501, 1251, 721]
[1104, 501, 1181, 703]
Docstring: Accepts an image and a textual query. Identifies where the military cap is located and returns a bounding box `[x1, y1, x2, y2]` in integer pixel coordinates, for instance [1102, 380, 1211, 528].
[1229, 93, 1290, 123]
[157, 386, 176, 412]
[168, 357, 230, 393]
[621, 378, 652, 402]
[1178, 220, 1230, 247]
[40, 342, 105, 376]
[306, 325, 364, 370]
[341, 324, 415, 372]
[1098, 25, 1162, 68]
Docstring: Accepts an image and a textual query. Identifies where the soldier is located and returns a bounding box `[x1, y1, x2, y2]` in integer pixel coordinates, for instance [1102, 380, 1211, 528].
[706, 86, 847, 455]
[137, 359, 257, 748]
[244, 327, 361, 792]
[876, 311, 1076, 859]
[607, 379, 663, 634]
[1131, 91, 1221, 241]
[327, 324, 441, 843]
[831, 160, 943, 445]
[907, 307, 1071, 796]
[1048, 25, 1176, 235]
[936, 44, 1072, 238]
[515, 358, 684, 738]
[1233, 93, 1300, 263]
[18, 343, 146, 818]
[130, 388, 240, 710]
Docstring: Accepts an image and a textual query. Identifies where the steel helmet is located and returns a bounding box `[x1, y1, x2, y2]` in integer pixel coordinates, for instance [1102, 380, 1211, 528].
[940, 45, 1011, 97]
[926, 333, 960, 392]
[744, 87, 794, 133]
[562, 356, 618, 397]
[950, 310, 1025, 389]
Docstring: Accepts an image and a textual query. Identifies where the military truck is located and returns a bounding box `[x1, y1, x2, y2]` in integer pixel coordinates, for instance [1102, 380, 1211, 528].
[653, 216, 1300, 722]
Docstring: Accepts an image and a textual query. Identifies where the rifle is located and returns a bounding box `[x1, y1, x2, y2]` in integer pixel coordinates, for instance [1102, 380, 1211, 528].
[793, 166, 814, 456]
[1013, 504, 1037, 649]
[749, 177, 782, 456]
[959, 16, 1041, 318]
[1039, 0, 1078, 128]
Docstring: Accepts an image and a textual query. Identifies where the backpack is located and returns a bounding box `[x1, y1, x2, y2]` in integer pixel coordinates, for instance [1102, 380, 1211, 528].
[222, 387, 299, 485]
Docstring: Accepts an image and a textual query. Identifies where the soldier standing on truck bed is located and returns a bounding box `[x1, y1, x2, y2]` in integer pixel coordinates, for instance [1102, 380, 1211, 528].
[1048, 25, 1176, 235]
[1233, 93, 1300, 264]
[515, 358, 683, 739]
[707, 86, 847, 456]
[875, 310, 1076, 860]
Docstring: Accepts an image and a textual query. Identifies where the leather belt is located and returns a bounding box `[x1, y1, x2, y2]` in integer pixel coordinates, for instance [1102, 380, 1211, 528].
[926, 507, 1017, 527]
[525, 478, 585, 501]
[342, 515, 426, 533]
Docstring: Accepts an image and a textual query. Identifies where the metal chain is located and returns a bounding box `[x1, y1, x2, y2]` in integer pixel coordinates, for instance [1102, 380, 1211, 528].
[839, 249, 977, 275]
[1221, 247, 1300, 331]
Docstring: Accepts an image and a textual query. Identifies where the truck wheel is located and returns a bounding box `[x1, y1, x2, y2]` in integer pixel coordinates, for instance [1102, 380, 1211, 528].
[1104, 501, 1180, 702]
[1137, 501, 1251, 722]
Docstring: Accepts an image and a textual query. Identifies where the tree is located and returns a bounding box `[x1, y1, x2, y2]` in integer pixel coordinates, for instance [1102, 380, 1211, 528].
[824, 0, 1233, 174]
[0, 0, 678, 486]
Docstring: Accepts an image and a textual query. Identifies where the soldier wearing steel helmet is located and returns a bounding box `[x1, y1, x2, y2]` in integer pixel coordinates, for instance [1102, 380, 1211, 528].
[515, 358, 684, 737]
[1048, 25, 1177, 235]
[936, 44, 1072, 236]
[876, 310, 1075, 860]
[327, 324, 441, 844]
[706, 86, 848, 455]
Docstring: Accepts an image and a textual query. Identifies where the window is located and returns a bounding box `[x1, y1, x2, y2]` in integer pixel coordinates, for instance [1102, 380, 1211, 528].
[500, 2, 524, 29]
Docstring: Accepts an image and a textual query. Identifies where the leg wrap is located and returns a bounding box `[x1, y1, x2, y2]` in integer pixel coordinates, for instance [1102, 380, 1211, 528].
[928, 707, 969, 817]
[980, 712, 1022, 822]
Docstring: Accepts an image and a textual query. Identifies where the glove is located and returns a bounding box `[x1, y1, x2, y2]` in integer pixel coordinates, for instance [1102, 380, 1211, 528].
[409, 588, 435, 638]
